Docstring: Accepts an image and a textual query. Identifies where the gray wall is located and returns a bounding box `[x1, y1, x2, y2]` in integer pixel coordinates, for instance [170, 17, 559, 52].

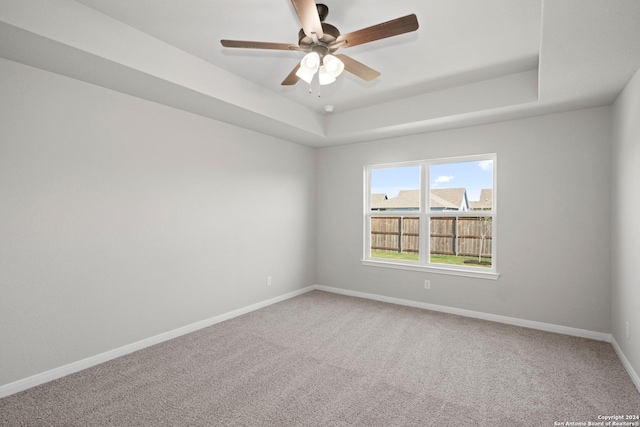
[0, 58, 316, 386]
[316, 107, 612, 333]
[612, 67, 640, 378]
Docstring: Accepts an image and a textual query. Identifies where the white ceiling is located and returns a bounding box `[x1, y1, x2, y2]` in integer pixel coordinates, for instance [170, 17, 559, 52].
[1, 0, 639, 147]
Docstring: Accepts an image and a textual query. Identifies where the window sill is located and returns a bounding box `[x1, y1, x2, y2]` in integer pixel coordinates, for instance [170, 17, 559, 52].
[361, 259, 500, 280]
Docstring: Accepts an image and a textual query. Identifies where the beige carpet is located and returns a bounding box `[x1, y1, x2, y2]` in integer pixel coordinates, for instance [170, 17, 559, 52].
[1, 290, 639, 426]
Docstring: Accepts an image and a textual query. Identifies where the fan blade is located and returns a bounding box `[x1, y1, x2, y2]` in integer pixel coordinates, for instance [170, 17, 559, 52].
[335, 54, 380, 81]
[281, 63, 301, 85]
[221, 40, 302, 51]
[335, 14, 419, 48]
[290, 0, 324, 39]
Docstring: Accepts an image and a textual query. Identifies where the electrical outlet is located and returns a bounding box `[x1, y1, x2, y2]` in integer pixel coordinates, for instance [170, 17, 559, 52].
[267, 276, 272, 286]
[424, 279, 431, 290]
[626, 321, 630, 340]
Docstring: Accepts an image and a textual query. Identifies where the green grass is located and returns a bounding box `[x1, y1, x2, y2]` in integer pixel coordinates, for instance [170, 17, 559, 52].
[371, 250, 419, 261]
[371, 251, 491, 268]
[431, 254, 491, 268]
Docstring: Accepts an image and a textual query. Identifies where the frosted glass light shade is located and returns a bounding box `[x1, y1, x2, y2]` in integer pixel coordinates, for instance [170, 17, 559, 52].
[295, 52, 320, 84]
[318, 66, 336, 85]
[322, 54, 344, 78]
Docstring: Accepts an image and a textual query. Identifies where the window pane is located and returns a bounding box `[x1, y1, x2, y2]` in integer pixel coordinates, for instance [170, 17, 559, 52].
[430, 216, 492, 268]
[429, 160, 493, 212]
[371, 216, 420, 262]
[370, 166, 420, 211]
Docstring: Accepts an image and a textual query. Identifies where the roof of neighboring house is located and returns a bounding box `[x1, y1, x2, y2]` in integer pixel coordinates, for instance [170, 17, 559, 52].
[382, 190, 420, 209]
[371, 193, 388, 206]
[469, 189, 493, 210]
[371, 188, 468, 210]
[430, 188, 467, 210]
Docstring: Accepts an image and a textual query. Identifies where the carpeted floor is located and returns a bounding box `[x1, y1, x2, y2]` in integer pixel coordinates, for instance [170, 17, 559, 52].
[1, 290, 639, 426]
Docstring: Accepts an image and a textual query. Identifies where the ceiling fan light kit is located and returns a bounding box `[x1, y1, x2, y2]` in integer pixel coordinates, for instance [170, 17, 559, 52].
[297, 53, 344, 85]
[220, 0, 419, 89]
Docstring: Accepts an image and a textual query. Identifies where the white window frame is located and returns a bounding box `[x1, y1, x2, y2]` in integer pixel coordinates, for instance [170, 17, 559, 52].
[362, 154, 499, 280]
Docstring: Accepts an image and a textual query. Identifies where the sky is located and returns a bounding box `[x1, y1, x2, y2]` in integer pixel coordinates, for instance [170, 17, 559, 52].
[370, 160, 493, 201]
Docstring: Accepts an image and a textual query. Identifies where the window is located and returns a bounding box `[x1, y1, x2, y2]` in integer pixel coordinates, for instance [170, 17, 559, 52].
[363, 154, 498, 279]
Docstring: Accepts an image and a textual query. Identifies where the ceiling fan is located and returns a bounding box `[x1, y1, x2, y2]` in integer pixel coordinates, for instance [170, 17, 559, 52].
[220, 0, 419, 86]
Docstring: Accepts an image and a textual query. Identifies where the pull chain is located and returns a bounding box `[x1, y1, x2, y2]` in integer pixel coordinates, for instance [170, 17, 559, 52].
[306, 74, 321, 97]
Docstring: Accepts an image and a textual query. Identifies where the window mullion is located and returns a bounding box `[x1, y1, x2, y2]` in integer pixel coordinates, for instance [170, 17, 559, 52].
[422, 162, 429, 265]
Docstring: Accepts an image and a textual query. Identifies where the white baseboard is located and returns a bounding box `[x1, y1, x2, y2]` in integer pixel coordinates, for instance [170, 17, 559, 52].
[314, 285, 611, 342]
[610, 336, 640, 394]
[0, 286, 315, 399]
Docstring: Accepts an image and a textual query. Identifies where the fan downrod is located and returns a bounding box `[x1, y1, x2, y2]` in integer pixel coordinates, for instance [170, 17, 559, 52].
[317, 4, 329, 22]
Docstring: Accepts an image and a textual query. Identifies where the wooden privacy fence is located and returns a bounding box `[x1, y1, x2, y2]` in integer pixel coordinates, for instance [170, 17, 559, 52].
[371, 216, 492, 258]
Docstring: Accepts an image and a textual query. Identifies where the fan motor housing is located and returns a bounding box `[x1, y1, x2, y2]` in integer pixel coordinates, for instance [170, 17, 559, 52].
[298, 23, 341, 54]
